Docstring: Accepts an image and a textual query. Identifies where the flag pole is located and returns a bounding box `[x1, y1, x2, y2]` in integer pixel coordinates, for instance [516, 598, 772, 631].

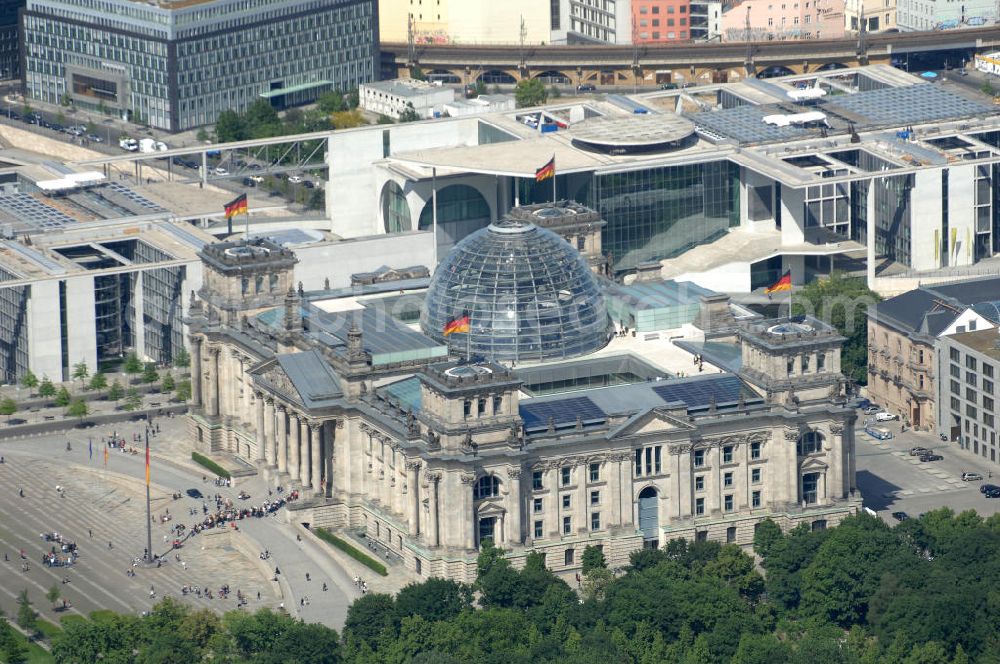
[244, 203, 250, 243]
[144, 430, 152, 564]
[788, 269, 793, 321]
[551, 155, 556, 203]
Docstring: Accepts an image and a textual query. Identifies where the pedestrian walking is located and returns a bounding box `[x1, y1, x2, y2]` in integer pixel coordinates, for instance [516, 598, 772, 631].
[88, 529, 92, 538]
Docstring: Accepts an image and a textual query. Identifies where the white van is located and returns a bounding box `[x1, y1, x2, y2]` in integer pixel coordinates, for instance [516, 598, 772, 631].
[874, 411, 899, 422]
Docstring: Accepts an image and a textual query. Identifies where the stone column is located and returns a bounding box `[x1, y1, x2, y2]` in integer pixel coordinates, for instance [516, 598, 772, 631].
[209, 348, 221, 416]
[254, 393, 265, 462]
[299, 419, 311, 489]
[575, 461, 588, 533]
[711, 444, 721, 514]
[289, 412, 301, 482]
[828, 424, 844, 501]
[406, 460, 421, 537]
[426, 472, 441, 547]
[784, 429, 801, 508]
[608, 454, 622, 528]
[621, 454, 635, 527]
[263, 398, 275, 466]
[276, 406, 287, 474]
[310, 422, 322, 494]
[190, 337, 202, 408]
[676, 445, 692, 520]
[506, 466, 522, 545]
[460, 472, 477, 550]
[547, 467, 561, 537]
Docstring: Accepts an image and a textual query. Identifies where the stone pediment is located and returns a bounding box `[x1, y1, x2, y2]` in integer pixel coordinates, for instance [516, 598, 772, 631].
[799, 456, 828, 471]
[476, 500, 506, 517]
[612, 407, 695, 440]
[251, 349, 343, 411]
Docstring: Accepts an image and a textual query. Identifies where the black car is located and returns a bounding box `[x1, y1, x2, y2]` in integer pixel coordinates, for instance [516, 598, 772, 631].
[576, 84, 597, 92]
[186, 488, 203, 499]
[891, 511, 909, 521]
[659, 82, 678, 90]
[981, 483, 1000, 495]
[919, 454, 944, 462]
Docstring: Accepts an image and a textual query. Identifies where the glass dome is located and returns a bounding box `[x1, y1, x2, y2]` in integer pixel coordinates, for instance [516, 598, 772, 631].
[421, 218, 611, 362]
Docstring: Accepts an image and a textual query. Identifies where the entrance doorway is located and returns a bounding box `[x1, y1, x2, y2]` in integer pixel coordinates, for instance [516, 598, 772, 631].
[478, 517, 496, 547]
[638, 486, 659, 544]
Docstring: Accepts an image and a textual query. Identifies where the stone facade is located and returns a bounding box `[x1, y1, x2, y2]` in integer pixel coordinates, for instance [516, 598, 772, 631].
[866, 318, 935, 430]
[187, 238, 861, 582]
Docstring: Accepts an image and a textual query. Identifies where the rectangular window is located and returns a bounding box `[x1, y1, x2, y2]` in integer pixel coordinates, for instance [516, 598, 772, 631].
[802, 355, 810, 372]
[968, 371, 978, 386]
[968, 356, 978, 371]
[695, 497, 705, 515]
[986, 364, 995, 379]
[589, 463, 600, 482]
[654, 446, 662, 474]
[724, 471, 733, 488]
[751, 467, 762, 483]
[985, 380, 994, 395]
[724, 494, 734, 511]
[951, 364, 961, 379]
[533, 498, 543, 513]
[635, 449, 642, 476]
[563, 516, 572, 535]
[591, 512, 601, 531]
[752, 490, 761, 508]
[693, 449, 705, 467]
[561, 467, 571, 486]
[817, 354, 825, 371]
[463, 400, 471, 417]
[802, 473, 819, 505]
[645, 447, 652, 475]
[723, 446, 733, 464]
[477, 398, 486, 415]
[532, 471, 543, 491]
[493, 395, 503, 413]
[565, 548, 574, 565]
[695, 475, 705, 491]
[534, 520, 543, 538]
[750, 442, 762, 459]
[968, 388, 977, 403]
[562, 494, 571, 509]
[952, 380, 961, 395]
[985, 396, 994, 412]
[968, 404, 978, 418]
[590, 490, 600, 505]
[950, 347, 961, 362]
[726, 526, 736, 543]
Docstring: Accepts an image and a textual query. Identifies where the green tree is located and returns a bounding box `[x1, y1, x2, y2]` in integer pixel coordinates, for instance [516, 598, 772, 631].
[244, 99, 282, 138]
[55, 386, 72, 407]
[331, 110, 365, 129]
[38, 376, 56, 398]
[66, 398, 89, 421]
[549, 84, 562, 99]
[376, 113, 395, 125]
[752, 518, 783, 558]
[46, 584, 60, 609]
[343, 593, 398, 648]
[195, 128, 210, 143]
[172, 347, 190, 369]
[398, 103, 421, 123]
[0, 619, 28, 664]
[175, 379, 192, 402]
[123, 388, 143, 412]
[395, 578, 472, 623]
[214, 109, 247, 143]
[19, 370, 38, 391]
[108, 379, 125, 402]
[981, 80, 996, 97]
[791, 271, 881, 385]
[72, 360, 89, 385]
[142, 363, 159, 384]
[515, 78, 548, 108]
[59, 93, 72, 107]
[161, 374, 175, 393]
[88, 371, 108, 391]
[123, 352, 143, 381]
[581, 544, 607, 574]
[581, 567, 614, 601]
[15, 590, 37, 637]
[410, 65, 426, 81]
[317, 90, 347, 114]
[0, 397, 16, 423]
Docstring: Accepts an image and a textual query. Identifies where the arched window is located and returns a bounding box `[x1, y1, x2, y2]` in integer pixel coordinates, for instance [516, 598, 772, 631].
[418, 184, 490, 229]
[381, 181, 410, 234]
[797, 431, 823, 456]
[473, 475, 501, 500]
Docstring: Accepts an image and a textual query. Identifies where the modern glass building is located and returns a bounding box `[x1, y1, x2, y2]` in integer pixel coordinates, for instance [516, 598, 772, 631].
[22, 0, 378, 131]
[421, 218, 612, 362]
[0, 0, 22, 80]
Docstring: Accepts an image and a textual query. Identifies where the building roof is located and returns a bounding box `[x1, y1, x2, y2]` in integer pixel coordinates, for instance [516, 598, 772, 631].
[274, 349, 344, 409]
[946, 328, 1000, 361]
[871, 277, 1000, 337]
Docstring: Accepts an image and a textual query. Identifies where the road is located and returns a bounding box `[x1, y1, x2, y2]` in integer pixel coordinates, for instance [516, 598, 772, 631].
[0, 422, 362, 629]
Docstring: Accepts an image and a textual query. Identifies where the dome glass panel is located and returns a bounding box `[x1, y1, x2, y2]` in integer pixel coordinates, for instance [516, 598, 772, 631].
[421, 218, 611, 362]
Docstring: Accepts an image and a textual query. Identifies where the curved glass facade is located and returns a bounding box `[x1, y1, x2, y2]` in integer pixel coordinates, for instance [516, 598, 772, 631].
[418, 184, 491, 254]
[421, 219, 611, 362]
[381, 181, 410, 233]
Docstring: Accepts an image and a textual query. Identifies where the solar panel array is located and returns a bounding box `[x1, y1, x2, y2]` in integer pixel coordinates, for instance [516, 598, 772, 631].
[0, 194, 75, 230]
[827, 84, 994, 127]
[690, 105, 812, 145]
[105, 183, 164, 211]
[652, 374, 749, 408]
[521, 396, 606, 433]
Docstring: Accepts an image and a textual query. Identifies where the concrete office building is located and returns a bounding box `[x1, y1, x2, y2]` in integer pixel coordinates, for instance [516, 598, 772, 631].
[937, 328, 1000, 464]
[896, 0, 995, 32]
[359, 79, 455, 120]
[866, 278, 1000, 431]
[22, 0, 378, 132]
[187, 223, 860, 581]
[326, 65, 1000, 292]
[0, 0, 23, 80]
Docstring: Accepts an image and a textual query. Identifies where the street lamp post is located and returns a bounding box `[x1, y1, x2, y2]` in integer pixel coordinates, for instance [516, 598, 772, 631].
[144, 430, 153, 563]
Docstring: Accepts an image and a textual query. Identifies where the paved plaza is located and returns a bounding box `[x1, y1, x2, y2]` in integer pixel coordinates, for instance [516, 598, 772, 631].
[855, 420, 1000, 521]
[0, 415, 414, 630]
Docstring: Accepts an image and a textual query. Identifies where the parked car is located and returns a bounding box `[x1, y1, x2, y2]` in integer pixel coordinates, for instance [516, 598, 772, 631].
[909, 447, 930, 456]
[891, 511, 909, 521]
[863, 405, 882, 415]
[919, 453, 943, 462]
[186, 488, 203, 499]
[576, 83, 597, 92]
[659, 82, 678, 90]
[288, 175, 303, 184]
[302, 180, 315, 189]
[875, 411, 899, 422]
[213, 166, 229, 176]
[981, 483, 1000, 494]
[962, 472, 984, 481]
[86, 134, 103, 143]
[855, 398, 872, 410]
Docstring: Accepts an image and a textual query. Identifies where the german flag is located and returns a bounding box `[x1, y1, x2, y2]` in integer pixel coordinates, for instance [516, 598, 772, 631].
[535, 156, 555, 182]
[224, 193, 248, 220]
[765, 270, 792, 295]
[443, 314, 470, 336]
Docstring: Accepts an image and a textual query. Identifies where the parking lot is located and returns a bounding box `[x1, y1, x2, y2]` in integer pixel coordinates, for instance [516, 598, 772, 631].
[855, 420, 1000, 523]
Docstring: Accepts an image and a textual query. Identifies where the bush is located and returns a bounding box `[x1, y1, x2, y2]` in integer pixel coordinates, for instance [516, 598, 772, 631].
[191, 452, 230, 479]
[314, 528, 387, 576]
